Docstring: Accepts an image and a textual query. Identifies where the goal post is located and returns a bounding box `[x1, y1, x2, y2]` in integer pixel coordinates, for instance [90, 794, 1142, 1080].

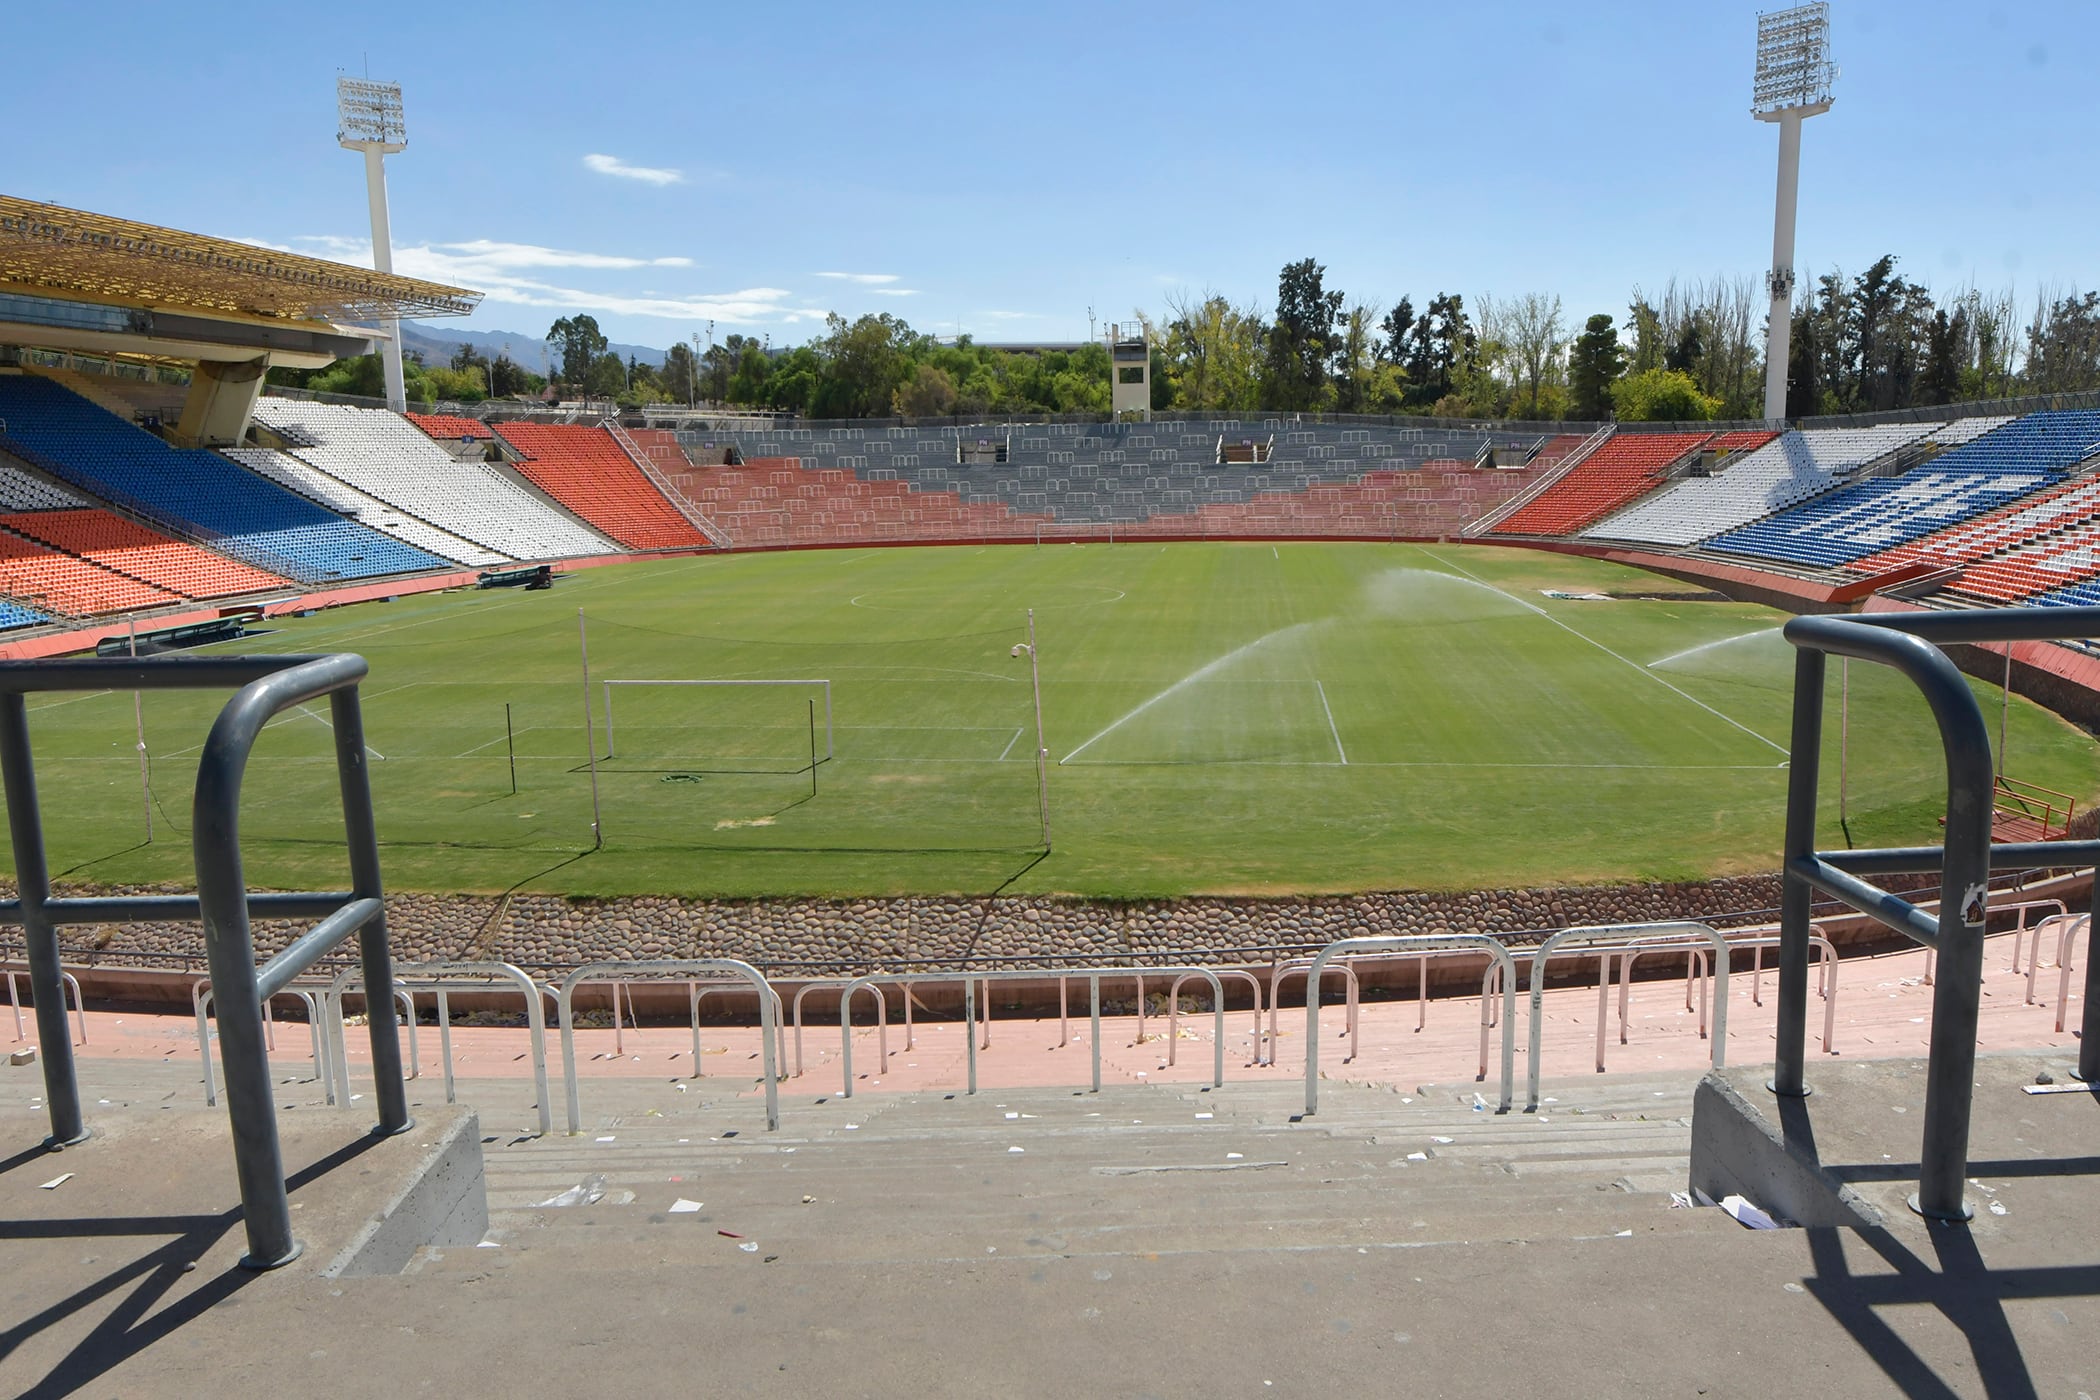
[601, 679, 833, 766]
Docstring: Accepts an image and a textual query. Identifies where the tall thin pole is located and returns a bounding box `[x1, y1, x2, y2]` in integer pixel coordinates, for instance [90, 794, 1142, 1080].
[505, 702, 517, 796]
[1027, 608, 1051, 851]
[1838, 656, 1848, 827]
[578, 609, 602, 849]
[808, 699, 818, 798]
[129, 620, 150, 842]
[1760, 110, 1804, 422]
[362, 147, 407, 413]
[1999, 644, 2011, 781]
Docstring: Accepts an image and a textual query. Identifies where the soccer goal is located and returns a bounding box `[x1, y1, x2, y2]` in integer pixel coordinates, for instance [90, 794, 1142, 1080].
[600, 679, 833, 771]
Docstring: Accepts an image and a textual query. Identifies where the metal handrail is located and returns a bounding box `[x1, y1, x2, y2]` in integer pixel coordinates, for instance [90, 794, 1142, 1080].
[0, 652, 406, 1270]
[1302, 936, 1520, 1116]
[2056, 915, 2091, 1032]
[1775, 605, 2100, 1221]
[332, 961, 550, 1134]
[558, 960, 778, 1135]
[1526, 921, 1730, 1112]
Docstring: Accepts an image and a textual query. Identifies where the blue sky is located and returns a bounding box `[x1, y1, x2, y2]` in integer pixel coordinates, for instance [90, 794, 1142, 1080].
[10, 2, 2095, 352]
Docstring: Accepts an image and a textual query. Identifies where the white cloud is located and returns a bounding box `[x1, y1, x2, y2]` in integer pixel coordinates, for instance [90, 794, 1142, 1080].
[582, 153, 684, 186]
[980, 309, 1042, 321]
[870, 288, 921, 297]
[815, 271, 901, 285]
[257, 233, 820, 326]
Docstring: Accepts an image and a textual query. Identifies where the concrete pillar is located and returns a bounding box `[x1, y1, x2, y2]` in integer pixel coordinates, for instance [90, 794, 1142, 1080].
[172, 357, 268, 449]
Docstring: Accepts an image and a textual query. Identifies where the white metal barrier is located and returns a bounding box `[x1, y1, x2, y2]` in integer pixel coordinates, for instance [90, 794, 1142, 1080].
[558, 960, 778, 1135]
[4, 963, 86, 1046]
[1527, 922, 1730, 1111]
[1302, 936, 1520, 1116]
[327, 962, 547, 1135]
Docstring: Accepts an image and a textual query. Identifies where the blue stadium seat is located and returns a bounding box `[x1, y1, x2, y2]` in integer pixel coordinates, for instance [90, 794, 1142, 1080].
[0, 377, 447, 584]
[0, 599, 50, 630]
[1705, 411, 2100, 568]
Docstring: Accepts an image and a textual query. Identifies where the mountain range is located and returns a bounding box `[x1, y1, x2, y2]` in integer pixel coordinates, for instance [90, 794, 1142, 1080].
[397, 321, 671, 371]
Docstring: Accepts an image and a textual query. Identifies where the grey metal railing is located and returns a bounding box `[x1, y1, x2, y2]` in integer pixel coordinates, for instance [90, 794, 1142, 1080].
[1773, 606, 2100, 1221]
[0, 653, 408, 1269]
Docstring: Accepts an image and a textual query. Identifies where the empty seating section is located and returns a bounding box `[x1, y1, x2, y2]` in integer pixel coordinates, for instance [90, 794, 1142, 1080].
[405, 413, 493, 441]
[1959, 522, 2100, 603]
[224, 447, 507, 567]
[1486, 430, 1713, 541]
[1489, 432, 1715, 536]
[0, 527, 182, 615]
[0, 465, 87, 511]
[1121, 463, 1544, 539]
[0, 599, 50, 630]
[252, 400, 616, 562]
[1708, 411, 2100, 569]
[673, 459, 1048, 547]
[491, 423, 711, 549]
[1586, 424, 1936, 547]
[0, 377, 447, 584]
[1928, 416, 2015, 446]
[1, 510, 288, 599]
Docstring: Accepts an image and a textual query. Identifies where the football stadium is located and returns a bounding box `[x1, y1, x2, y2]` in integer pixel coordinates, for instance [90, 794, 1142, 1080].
[6, 4, 2100, 1394]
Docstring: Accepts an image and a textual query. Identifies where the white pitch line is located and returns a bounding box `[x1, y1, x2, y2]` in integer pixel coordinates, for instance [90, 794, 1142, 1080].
[1315, 680, 1346, 765]
[26, 689, 113, 712]
[997, 726, 1024, 760]
[1417, 548, 1788, 756]
[294, 703, 386, 760]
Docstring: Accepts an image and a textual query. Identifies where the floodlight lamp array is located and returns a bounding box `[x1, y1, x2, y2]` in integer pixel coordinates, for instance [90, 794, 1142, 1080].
[1752, 2, 1835, 114]
[337, 76, 407, 150]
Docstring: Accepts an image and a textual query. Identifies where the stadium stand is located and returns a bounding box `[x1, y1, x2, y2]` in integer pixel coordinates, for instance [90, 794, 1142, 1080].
[0, 376, 449, 583]
[1707, 410, 2100, 569]
[675, 459, 1050, 546]
[0, 524, 183, 615]
[251, 400, 619, 562]
[1926, 415, 2015, 446]
[224, 447, 508, 567]
[1584, 424, 1938, 547]
[490, 423, 713, 549]
[0, 509, 288, 599]
[1488, 431, 1721, 536]
[0, 599, 51, 630]
[404, 412, 494, 442]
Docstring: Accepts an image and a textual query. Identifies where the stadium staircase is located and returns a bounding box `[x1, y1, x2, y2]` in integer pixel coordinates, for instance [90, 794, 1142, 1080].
[451, 1069, 1716, 1264]
[492, 422, 715, 550]
[602, 420, 731, 547]
[1464, 423, 1614, 535]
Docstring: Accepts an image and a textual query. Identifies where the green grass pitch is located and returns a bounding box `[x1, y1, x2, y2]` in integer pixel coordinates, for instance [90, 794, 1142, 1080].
[12, 541, 2098, 900]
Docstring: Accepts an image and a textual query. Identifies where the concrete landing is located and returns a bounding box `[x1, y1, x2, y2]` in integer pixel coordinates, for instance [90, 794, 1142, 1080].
[1, 1102, 483, 1394]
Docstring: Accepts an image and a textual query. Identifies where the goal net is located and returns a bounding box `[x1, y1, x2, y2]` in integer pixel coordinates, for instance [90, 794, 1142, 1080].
[600, 679, 832, 773]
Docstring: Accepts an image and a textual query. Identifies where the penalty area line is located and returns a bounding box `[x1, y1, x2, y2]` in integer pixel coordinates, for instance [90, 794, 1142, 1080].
[1416, 547, 1788, 757]
[1315, 679, 1347, 765]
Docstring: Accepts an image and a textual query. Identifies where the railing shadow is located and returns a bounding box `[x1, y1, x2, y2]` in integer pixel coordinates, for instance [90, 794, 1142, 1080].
[0, 1131, 384, 1397]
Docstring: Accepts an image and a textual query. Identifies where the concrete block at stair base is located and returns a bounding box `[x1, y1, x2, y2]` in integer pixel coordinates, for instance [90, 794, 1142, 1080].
[8, 1046, 35, 1066]
[322, 1110, 489, 1278]
[1688, 1071, 1881, 1230]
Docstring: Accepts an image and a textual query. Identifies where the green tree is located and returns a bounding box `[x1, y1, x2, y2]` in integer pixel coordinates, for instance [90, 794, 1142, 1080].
[893, 363, 957, 417]
[1920, 308, 1965, 407]
[660, 342, 701, 404]
[583, 351, 626, 399]
[1262, 258, 1343, 411]
[546, 316, 608, 388]
[488, 354, 536, 398]
[1567, 314, 1625, 421]
[810, 313, 915, 419]
[1611, 367, 1719, 422]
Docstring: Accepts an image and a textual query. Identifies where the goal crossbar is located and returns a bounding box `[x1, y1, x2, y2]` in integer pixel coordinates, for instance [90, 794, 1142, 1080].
[601, 679, 833, 763]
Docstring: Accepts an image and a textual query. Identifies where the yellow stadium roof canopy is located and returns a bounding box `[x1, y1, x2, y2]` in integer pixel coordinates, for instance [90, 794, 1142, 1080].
[0, 195, 477, 322]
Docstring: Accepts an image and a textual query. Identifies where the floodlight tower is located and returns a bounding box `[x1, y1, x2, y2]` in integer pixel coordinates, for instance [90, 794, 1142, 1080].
[1752, 4, 1836, 422]
[337, 76, 410, 412]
